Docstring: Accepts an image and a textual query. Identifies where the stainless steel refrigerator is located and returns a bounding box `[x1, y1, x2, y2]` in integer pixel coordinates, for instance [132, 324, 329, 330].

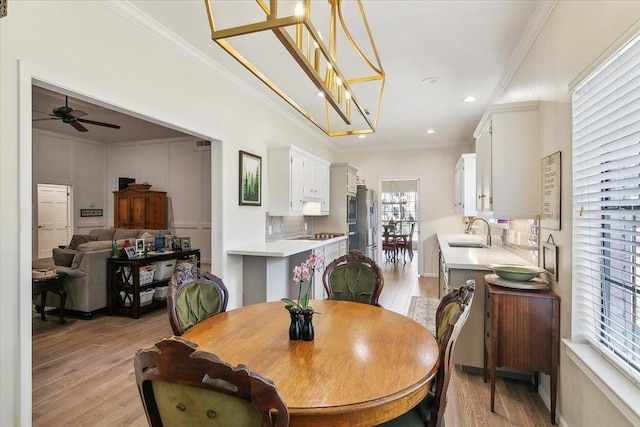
[356, 189, 378, 262]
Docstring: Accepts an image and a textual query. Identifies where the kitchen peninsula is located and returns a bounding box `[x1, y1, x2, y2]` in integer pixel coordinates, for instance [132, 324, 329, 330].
[228, 235, 347, 305]
[437, 233, 538, 370]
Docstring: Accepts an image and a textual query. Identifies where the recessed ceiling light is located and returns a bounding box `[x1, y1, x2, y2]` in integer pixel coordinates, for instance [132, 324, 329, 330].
[463, 96, 476, 103]
[426, 129, 435, 134]
[358, 135, 366, 139]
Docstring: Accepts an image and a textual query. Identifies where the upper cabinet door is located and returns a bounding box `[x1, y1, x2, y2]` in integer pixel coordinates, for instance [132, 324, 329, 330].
[268, 146, 330, 216]
[291, 152, 305, 214]
[475, 101, 540, 219]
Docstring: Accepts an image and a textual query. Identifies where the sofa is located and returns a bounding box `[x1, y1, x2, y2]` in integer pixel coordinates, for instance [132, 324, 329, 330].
[44, 228, 171, 319]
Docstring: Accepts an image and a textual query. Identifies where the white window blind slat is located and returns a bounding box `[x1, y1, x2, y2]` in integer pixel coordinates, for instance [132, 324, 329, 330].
[573, 31, 640, 385]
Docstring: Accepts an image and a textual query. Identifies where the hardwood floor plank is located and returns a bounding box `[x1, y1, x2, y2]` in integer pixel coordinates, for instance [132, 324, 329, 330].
[32, 255, 554, 426]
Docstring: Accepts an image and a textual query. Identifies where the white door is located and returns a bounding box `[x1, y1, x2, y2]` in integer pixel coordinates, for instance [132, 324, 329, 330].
[37, 184, 71, 259]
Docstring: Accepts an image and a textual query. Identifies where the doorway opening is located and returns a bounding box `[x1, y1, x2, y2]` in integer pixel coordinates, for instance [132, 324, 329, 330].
[380, 179, 420, 265]
[36, 184, 72, 259]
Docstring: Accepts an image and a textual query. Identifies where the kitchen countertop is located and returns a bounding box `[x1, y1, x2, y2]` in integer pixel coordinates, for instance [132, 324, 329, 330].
[437, 233, 537, 270]
[227, 235, 347, 257]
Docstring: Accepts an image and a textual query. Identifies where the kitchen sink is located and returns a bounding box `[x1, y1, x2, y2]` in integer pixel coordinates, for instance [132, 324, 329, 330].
[448, 242, 488, 249]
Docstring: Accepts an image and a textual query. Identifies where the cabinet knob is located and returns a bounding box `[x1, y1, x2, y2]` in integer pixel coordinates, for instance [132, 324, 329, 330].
[486, 312, 490, 318]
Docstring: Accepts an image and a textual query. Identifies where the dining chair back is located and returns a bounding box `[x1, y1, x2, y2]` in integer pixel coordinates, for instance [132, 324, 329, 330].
[377, 279, 475, 427]
[396, 222, 416, 261]
[382, 225, 398, 262]
[134, 336, 289, 427]
[322, 249, 384, 306]
[167, 264, 229, 335]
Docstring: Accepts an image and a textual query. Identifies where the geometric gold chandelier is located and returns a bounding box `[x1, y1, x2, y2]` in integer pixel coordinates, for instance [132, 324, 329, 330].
[204, 0, 385, 137]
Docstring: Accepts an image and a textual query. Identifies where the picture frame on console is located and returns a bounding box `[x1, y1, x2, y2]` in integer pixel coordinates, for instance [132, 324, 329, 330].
[135, 239, 145, 254]
[124, 246, 138, 259]
[181, 237, 191, 251]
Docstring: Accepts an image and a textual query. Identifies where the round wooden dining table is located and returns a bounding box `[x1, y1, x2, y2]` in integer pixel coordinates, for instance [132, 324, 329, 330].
[183, 299, 439, 427]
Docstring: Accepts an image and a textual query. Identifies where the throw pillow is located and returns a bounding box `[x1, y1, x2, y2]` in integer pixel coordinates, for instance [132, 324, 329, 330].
[71, 251, 85, 269]
[140, 231, 155, 243]
[68, 234, 95, 250]
[114, 228, 141, 240]
[88, 228, 116, 241]
[52, 248, 75, 267]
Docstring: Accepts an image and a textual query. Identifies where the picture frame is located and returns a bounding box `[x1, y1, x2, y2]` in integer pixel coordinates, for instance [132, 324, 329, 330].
[124, 246, 138, 259]
[181, 237, 191, 251]
[541, 151, 561, 230]
[542, 242, 558, 281]
[80, 208, 103, 217]
[239, 150, 262, 206]
[172, 237, 182, 251]
[135, 238, 145, 254]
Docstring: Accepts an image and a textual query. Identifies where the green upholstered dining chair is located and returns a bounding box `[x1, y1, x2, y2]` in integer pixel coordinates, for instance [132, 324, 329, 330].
[377, 279, 475, 427]
[134, 336, 289, 427]
[322, 249, 384, 306]
[167, 264, 229, 335]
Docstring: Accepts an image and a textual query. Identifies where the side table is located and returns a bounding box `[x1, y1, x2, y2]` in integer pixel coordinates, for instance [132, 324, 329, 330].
[483, 278, 559, 425]
[32, 272, 68, 324]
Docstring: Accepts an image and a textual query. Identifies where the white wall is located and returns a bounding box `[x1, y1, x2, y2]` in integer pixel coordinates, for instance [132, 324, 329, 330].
[32, 130, 109, 259]
[0, 2, 334, 424]
[339, 145, 472, 276]
[499, 2, 640, 426]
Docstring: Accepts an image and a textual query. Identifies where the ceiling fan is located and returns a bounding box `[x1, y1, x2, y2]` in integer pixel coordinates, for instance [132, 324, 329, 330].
[33, 96, 121, 132]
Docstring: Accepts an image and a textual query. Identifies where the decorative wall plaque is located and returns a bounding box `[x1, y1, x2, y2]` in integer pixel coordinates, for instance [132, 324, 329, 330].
[541, 151, 561, 230]
[80, 208, 103, 217]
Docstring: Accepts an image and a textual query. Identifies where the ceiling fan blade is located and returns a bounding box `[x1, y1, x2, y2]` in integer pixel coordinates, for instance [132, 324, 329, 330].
[32, 118, 61, 122]
[33, 110, 56, 116]
[70, 121, 89, 132]
[77, 118, 121, 129]
[69, 110, 87, 119]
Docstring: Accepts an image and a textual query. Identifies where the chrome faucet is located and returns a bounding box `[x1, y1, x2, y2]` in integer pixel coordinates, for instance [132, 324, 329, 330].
[465, 217, 492, 246]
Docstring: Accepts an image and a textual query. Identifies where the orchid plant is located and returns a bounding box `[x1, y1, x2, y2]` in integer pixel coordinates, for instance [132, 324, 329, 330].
[281, 252, 326, 312]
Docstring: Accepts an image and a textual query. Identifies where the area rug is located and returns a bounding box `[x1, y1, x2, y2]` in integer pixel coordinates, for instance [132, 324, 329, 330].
[407, 296, 440, 335]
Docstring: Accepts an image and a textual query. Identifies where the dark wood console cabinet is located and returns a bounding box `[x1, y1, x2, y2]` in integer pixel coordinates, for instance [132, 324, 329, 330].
[107, 249, 200, 318]
[113, 187, 167, 229]
[484, 281, 560, 425]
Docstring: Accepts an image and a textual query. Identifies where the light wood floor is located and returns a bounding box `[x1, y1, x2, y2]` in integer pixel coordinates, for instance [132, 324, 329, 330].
[32, 254, 554, 426]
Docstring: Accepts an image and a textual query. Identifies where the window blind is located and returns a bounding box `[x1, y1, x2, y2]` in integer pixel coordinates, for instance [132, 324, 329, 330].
[573, 32, 640, 384]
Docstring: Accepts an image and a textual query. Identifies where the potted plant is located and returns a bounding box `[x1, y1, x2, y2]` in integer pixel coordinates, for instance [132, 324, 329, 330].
[281, 252, 325, 340]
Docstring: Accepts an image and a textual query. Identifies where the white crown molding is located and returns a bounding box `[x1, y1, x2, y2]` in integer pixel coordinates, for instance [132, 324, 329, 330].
[98, 1, 332, 148]
[474, 0, 557, 139]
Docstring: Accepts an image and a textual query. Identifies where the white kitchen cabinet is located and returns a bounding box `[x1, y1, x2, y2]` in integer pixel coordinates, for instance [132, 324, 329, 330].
[318, 162, 330, 215]
[453, 153, 476, 216]
[314, 162, 359, 234]
[346, 166, 358, 195]
[474, 101, 539, 218]
[304, 157, 330, 207]
[268, 146, 330, 216]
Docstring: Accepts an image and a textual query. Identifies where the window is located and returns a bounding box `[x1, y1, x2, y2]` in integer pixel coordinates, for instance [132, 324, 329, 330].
[573, 32, 640, 384]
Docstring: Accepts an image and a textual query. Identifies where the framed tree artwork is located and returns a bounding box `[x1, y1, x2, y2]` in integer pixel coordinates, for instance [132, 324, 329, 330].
[239, 150, 262, 206]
